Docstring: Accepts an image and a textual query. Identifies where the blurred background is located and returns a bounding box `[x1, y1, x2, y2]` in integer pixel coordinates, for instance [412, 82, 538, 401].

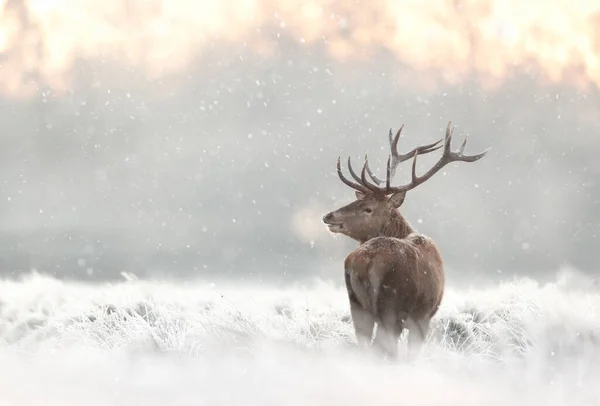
[0, 0, 598, 286]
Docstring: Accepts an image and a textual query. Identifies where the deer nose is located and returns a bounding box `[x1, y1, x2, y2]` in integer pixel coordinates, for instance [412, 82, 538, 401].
[322, 212, 333, 223]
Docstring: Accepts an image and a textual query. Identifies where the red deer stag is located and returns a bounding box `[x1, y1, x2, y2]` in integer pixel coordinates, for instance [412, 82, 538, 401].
[322, 121, 489, 360]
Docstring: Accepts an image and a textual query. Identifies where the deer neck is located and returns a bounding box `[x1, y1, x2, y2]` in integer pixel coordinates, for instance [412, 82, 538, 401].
[359, 210, 415, 244]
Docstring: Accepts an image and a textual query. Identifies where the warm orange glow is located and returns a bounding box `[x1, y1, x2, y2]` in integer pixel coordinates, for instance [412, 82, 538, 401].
[1, 0, 599, 99]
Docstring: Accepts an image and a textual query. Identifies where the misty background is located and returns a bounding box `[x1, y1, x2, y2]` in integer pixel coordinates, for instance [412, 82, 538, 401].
[0, 2, 599, 286]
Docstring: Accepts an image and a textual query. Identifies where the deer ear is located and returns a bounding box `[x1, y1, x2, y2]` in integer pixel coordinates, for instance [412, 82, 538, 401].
[355, 190, 367, 200]
[387, 191, 407, 208]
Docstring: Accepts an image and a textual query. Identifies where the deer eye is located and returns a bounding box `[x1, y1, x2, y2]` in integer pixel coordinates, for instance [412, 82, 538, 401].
[364, 208, 373, 214]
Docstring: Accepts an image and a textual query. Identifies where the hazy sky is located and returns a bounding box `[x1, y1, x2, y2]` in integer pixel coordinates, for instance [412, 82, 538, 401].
[0, 0, 599, 285]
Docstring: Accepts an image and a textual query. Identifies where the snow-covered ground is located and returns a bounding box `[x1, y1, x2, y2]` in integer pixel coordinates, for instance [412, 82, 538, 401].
[1, 269, 599, 406]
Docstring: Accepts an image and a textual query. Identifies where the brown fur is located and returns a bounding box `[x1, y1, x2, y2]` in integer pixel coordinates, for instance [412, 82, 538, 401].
[323, 190, 444, 359]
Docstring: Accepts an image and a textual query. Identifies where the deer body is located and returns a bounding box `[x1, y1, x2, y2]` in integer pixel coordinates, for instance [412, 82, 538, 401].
[346, 229, 445, 358]
[323, 122, 488, 360]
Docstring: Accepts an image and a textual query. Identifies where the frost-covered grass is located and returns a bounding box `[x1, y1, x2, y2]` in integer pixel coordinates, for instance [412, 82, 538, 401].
[1, 270, 600, 405]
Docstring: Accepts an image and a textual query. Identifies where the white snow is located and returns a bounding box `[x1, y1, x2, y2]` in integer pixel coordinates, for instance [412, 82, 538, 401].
[0, 270, 599, 405]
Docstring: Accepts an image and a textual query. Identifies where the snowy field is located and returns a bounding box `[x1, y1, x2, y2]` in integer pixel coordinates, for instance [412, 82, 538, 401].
[1, 269, 599, 406]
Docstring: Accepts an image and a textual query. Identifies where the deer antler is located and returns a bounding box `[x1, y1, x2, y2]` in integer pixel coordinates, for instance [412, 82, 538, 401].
[336, 121, 489, 195]
[337, 123, 444, 194]
[386, 121, 490, 194]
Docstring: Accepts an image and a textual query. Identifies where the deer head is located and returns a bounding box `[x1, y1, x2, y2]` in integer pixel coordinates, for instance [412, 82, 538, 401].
[322, 121, 490, 242]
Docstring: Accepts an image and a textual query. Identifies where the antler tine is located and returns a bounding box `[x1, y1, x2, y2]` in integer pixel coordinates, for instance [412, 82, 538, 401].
[409, 149, 419, 188]
[385, 155, 392, 193]
[364, 155, 385, 184]
[346, 156, 364, 183]
[390, 125, 403, 157]
[459, 134, 468, 155]
[442, 121, 457, 157]
[360, 155, 385, 193]
[337, 157, 370, 193]
[387, 121, 490, 194]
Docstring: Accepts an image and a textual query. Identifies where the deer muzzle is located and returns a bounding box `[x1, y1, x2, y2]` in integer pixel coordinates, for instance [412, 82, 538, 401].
[322, 212, 344, 232]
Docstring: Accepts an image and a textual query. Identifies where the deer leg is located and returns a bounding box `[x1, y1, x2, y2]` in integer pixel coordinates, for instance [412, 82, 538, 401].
[407, 317, 430, 360]
[345, 267, 375, 347]
[372, 310, 403, 360]
[349, 296, 375, 346]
